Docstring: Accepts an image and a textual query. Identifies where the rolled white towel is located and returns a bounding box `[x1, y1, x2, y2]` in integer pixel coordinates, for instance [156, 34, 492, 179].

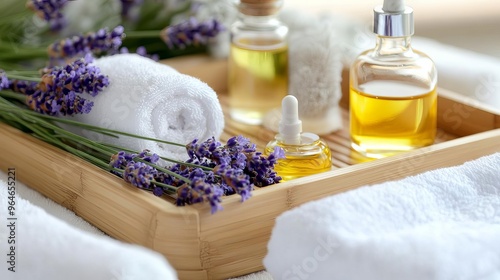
[264, 153, 500, 280]
[0, 178, 177, 280]
[65, 53, 224, 162]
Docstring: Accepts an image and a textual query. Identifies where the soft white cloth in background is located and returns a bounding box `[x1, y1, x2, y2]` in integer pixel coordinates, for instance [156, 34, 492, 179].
[335, 17, 500, 109]
[263, 10, 344, 135]
[282, 10, 343, 135]
[413, 37, 500, 107]
[0, 177, 178, 280]
[65, 53, 224, 162]
[264, 153, 500, 280]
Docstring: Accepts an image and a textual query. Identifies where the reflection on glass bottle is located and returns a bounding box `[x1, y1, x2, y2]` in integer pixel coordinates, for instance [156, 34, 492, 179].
[350, 0, 437, 158]
[228, 0, 288, 125]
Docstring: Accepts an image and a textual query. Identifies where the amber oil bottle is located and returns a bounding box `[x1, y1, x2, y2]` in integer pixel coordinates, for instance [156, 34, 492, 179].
[228, 0, 288, 125]
[350, 0, 438, 158]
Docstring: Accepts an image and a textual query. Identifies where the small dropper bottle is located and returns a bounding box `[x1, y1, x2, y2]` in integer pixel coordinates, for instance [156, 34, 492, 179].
[349, 0, 438, 158]
[264, 95, 332, 181]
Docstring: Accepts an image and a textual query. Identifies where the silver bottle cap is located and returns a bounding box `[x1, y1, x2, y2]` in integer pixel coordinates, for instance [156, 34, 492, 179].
[373, 5, 414, 37]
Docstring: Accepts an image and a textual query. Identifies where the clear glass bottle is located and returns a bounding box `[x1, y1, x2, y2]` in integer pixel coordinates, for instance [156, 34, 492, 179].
[228, 0, 288, 125]
[350, 1, 437, 158]
[264, 96, 332, 181]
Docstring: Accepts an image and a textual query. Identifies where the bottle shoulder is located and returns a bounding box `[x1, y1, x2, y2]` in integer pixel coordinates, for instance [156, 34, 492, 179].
[350, 46, 437, 90]
[353, 47, 435, 66]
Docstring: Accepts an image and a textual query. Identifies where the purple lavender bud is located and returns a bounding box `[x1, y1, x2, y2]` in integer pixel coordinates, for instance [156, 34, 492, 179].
[217, 166, 253, 202]
[176, 180, 223, 214]
[152, 186, 164, 197]
[123, 161, 158, 189]
[0, 71, 9, 90]
[246, 151, 281, 187]
[49, 26, 125, 60]
[44, 57, 109, 97]
[27, 0, 69, 31]
[9, 80, 38, 95]
[161, 17, 224, 49]
[27, 89, 94, 116]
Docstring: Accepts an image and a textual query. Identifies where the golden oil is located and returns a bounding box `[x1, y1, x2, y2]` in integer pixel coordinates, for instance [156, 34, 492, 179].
[265, 133, 332, 181]
[228, 39, 288, 125]
[350, 80, 437, 158]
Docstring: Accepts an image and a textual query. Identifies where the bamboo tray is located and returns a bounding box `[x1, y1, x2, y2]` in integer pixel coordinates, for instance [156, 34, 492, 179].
[2, 55, 500, 279]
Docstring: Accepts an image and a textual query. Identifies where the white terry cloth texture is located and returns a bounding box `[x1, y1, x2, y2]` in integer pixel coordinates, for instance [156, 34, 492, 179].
[263, 9, 343, 135]
[264, 153, 500, 280]
[0, 178, 178, 280]
[64, 53, 224, 162]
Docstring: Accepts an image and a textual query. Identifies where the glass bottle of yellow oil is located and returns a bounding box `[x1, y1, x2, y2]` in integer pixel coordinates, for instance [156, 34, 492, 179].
[350, 0, 437, 158]
[228, 0, 288, 125]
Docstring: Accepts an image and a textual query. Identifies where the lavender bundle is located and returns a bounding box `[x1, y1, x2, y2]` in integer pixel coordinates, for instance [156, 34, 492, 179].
[109, 137, 284, 213]
[2, 56, 109, 116]
[0, 94, 284, 213]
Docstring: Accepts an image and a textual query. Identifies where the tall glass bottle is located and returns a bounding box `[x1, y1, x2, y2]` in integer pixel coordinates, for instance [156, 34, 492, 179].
[350, 0, 437, 158]
[228, 0, 288, 125]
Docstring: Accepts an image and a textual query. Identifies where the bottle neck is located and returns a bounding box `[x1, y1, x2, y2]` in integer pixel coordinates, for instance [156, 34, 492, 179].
[238, 13, 281, 28]
[374, 35, 413, 56]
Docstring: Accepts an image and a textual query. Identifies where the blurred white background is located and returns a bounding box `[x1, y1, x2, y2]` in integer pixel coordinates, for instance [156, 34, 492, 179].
[284, 0, 500, 58]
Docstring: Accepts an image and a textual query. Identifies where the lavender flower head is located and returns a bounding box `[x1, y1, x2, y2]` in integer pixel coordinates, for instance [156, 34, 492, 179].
[0, 71, 9, 90]
[27, 0, 69, 31]
[9, 80, 38, 95]
[123, 161, 158, 189]
[161, 17, 224, 49]
[26, 56, 109, 116]
[48, 26, 125, 60]
[176, 180, 224, 214]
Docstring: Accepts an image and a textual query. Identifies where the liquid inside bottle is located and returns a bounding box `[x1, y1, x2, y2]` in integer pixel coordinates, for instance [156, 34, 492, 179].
[350, 80, 437, 158]
[228, 38, 288, 125]
[264, 133, 332, 181]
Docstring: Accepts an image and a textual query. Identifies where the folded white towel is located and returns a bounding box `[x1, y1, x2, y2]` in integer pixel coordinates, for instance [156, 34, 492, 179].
[264, 153, 500, 280]
[66, 53, 224, 162]
[0, 178, 177, 280]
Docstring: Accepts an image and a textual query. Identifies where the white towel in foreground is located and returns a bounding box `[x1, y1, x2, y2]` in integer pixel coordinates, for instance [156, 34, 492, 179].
[0, 178, 177, 280]
[264, 153, 500, 280]
[65, 53, 224, 162]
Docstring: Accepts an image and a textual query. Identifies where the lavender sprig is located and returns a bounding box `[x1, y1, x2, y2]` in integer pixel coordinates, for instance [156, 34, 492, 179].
[48, 26, 125, 60]
[26, 90, 93, 116]
[160, 17, 224, 49]
[24, 56, 108, 116]
[27, 0, 69, 31]
[107, 136, 283, 214]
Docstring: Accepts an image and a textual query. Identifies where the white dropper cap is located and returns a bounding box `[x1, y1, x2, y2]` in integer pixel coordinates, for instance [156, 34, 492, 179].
[374, 0, 413, 37]
[279, 95, 302, 145]
[383, 0, 405, 12]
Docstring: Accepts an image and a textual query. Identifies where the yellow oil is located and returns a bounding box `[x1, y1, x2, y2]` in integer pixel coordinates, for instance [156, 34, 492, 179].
[264, 135, 332, 181]
[350, 80, 437, 158]
[228, 38, 288, 125]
